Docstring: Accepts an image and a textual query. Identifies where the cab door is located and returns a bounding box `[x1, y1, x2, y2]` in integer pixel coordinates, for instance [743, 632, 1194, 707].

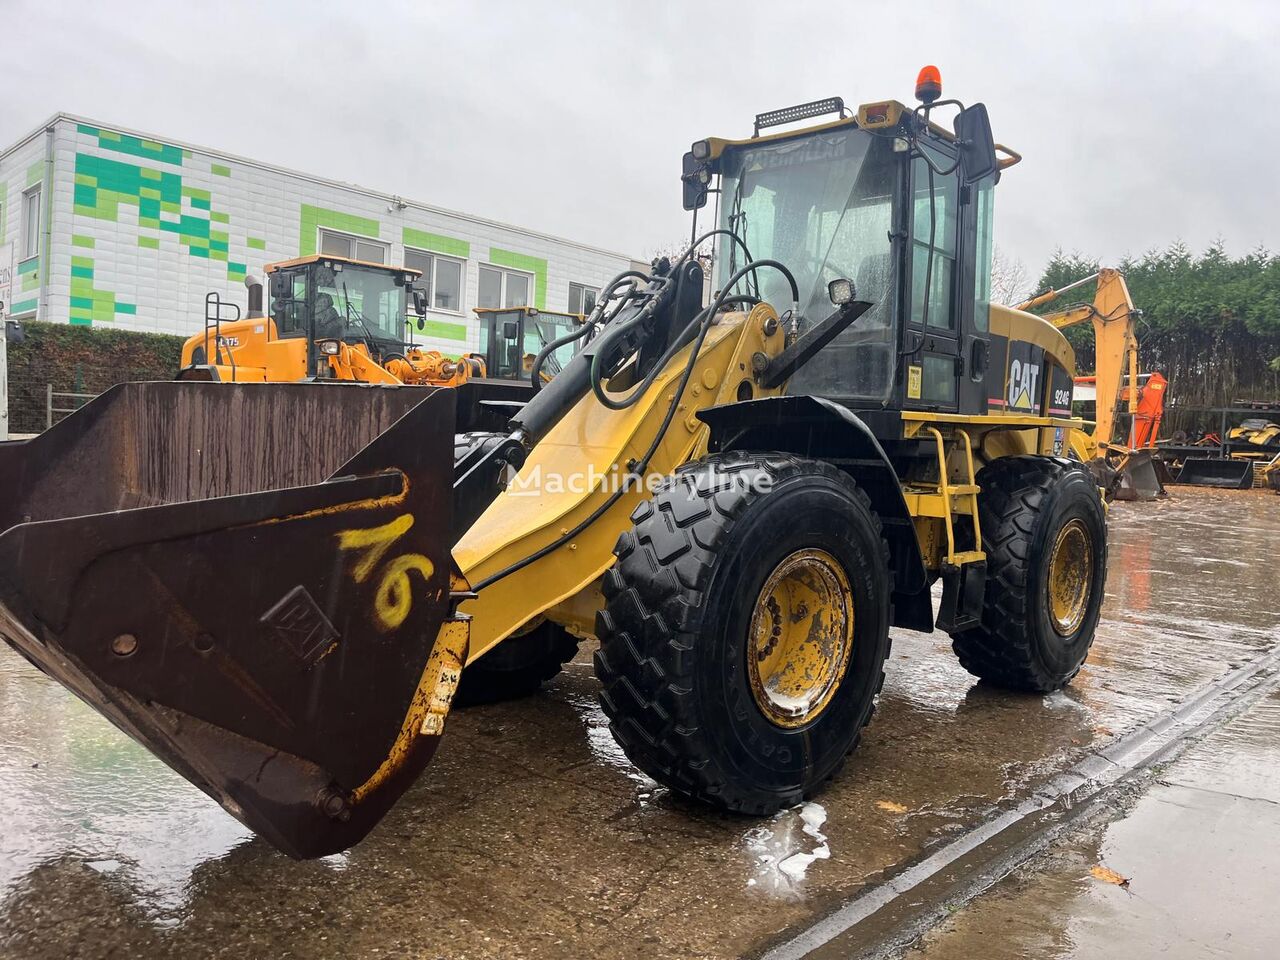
[901, 140, 991, 415]
[903, 144, 962, 412]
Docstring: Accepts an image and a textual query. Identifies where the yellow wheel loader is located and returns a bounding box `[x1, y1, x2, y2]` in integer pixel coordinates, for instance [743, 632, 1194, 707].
[0, 69, 1108, 859]
[178, 255, 588, 433]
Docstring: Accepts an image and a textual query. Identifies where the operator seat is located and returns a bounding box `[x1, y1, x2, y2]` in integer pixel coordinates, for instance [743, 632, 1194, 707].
[314, 293, 344, 339]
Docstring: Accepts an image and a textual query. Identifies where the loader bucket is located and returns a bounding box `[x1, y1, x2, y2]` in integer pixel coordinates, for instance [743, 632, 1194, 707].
[1110, 450, 1168, 502]
[0, 382, 462, 859]
[1172, 457, 1255, 489]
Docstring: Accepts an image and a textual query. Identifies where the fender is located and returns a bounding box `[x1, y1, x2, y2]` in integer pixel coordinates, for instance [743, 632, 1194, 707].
[698, 395, 933, 633]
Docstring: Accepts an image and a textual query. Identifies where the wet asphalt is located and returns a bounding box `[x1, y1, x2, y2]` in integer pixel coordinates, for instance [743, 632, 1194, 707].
[911, 686, 1280, 959]
[1, 486, 1277, 959]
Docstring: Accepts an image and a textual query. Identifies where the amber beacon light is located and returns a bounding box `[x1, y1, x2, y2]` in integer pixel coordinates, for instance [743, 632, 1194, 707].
[915, 65, 942, 104]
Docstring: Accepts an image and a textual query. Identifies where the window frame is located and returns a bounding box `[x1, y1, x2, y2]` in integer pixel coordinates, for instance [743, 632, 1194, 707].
[316, 228, 389, 265]
[478, 263, 535, 310]
[402, 247, 466, 316]
[568, 282, 598, 316]
[20, 184, 42, 263]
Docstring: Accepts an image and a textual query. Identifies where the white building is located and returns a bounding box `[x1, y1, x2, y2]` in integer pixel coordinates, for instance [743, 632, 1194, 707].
[0, 114, 636, 353]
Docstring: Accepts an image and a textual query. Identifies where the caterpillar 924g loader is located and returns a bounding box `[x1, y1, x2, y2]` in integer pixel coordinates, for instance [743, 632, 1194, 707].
[0, 69, 1108, 859]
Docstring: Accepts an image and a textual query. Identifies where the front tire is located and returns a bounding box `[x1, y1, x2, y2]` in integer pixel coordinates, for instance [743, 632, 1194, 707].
[951, 456, 1108, 692]
[595, 452, 892, 814]
[453, 621, 579, 707]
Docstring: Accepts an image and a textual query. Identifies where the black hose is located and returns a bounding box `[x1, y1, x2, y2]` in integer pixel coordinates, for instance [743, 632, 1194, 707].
[528, 271, 652, 391]
[590, 259, 797, 412]
[530, 321, 596, 392]
[473, 259, 796, 593]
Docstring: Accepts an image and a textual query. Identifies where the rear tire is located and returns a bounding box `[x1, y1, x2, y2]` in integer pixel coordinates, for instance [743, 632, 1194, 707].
[595, 451, 892, 814]
[951, 456, 1107, 692]
[452, 431, 577, 707]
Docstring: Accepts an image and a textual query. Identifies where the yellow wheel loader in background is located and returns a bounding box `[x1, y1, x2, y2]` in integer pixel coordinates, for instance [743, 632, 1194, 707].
[1017, 268, 1168, 500]
[0, 69, 1109, 859]
[178, 254, 588, 433]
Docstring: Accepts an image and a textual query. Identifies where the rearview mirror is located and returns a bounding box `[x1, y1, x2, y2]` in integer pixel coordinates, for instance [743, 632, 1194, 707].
[268, 273, 292, 299]
[954, 103, 998, 184]
[502, 320, 519, 340]
[682, 151, 709, 211]
[412, 288, 427, 317]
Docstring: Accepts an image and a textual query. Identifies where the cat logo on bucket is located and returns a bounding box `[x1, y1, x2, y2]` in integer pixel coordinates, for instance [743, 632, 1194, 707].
[1008, 358, 1041, 411]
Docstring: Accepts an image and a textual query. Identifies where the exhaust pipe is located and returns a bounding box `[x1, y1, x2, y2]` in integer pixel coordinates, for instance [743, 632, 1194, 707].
[245, 274, 264, 319]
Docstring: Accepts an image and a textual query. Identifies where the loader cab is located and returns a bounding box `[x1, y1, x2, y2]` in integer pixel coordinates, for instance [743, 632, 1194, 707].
[473, 306, 584, 381]
[266, 255, 422, 375]
[698, 97, 1003, 429]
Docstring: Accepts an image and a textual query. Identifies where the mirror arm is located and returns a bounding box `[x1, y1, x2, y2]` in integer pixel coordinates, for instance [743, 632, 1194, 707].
[760, 300, 873, 389]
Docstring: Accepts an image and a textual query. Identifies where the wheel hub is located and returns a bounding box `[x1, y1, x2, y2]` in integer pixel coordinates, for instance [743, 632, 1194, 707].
[746, 548, 854, 728]
[1047, 518, 1093, 636]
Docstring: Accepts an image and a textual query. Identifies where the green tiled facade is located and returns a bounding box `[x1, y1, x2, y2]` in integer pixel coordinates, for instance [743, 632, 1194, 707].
[2, 114, 631, 351]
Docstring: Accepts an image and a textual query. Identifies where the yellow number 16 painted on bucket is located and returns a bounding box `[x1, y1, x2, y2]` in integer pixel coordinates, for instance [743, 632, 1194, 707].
[337, 514, 434, 632]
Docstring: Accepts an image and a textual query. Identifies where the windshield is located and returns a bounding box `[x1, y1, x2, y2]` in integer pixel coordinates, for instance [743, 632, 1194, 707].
[314, 262, 408, 345]
[718, 128, 899, 402]
[526, 312, 579, 377]
[478, 309, 582, 380]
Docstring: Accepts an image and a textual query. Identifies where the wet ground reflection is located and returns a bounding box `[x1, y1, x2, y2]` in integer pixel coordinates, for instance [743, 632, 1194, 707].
[0, 487, 1276, 958]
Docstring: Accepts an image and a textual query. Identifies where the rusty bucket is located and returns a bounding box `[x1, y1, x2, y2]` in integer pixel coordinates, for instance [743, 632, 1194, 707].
[0, 382, 462, 858]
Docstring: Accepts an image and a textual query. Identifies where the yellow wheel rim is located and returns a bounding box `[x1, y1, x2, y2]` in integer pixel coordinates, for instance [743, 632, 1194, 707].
[1047, 519, 1093, 636]
[746, 548, 854, 729]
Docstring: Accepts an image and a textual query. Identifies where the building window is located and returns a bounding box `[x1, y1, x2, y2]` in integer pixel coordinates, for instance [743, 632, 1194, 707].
[403, 249, 464, 314]
[568, 282, 598, 316]
[21, 185, 41, 262]
[478, 265, 533, 309]
[318, 228, 388, 264]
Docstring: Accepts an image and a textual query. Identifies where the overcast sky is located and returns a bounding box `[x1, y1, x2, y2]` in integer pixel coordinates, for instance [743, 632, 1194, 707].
[5, 0, 1278, 283]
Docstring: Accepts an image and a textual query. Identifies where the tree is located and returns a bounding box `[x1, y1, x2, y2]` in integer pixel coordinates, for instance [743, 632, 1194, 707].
[1030, 242, 1280, 433]
[990, 246, 1030, 306]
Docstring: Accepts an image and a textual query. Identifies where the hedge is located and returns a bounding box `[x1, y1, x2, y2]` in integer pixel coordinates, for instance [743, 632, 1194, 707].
[6, 321, 185, 434]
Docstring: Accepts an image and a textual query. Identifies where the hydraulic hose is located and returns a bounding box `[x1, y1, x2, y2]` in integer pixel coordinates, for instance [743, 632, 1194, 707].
[589, 259, 798, 412]
[473, 258, 797, 593]
[528, 272, 650, 392]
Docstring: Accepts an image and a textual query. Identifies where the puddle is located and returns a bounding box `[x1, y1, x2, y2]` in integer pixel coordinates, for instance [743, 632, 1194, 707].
[0, 487, 1275, 958]
[0, 659, 251, 919]
[563, 690, 662, 797]
[744, 802, 831, 896]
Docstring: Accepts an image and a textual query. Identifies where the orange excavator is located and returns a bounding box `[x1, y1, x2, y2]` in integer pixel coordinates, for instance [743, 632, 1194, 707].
[1073, 370, 1167, 447]
[1018, 268, 1168, 500]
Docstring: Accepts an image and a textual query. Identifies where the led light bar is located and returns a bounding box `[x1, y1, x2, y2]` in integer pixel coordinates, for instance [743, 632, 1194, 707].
[754, 97, 846, 136]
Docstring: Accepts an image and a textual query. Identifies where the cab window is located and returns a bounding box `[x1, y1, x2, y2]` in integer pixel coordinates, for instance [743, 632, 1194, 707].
[271, 271, 309, 338]
[909, 146, 960, 330]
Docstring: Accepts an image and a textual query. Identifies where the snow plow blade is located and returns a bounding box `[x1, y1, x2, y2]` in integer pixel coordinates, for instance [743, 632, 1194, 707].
[1172, 457, 1255, 489]
[0, 382, 465, 859]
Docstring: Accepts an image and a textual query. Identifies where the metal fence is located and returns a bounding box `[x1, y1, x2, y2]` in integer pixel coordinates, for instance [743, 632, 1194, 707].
[45, 383, 99, 429]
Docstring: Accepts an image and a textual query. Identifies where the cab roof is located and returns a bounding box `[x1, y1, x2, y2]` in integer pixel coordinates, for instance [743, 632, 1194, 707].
[265, 254, 422, 278]
[699, 99, 1019, 171]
